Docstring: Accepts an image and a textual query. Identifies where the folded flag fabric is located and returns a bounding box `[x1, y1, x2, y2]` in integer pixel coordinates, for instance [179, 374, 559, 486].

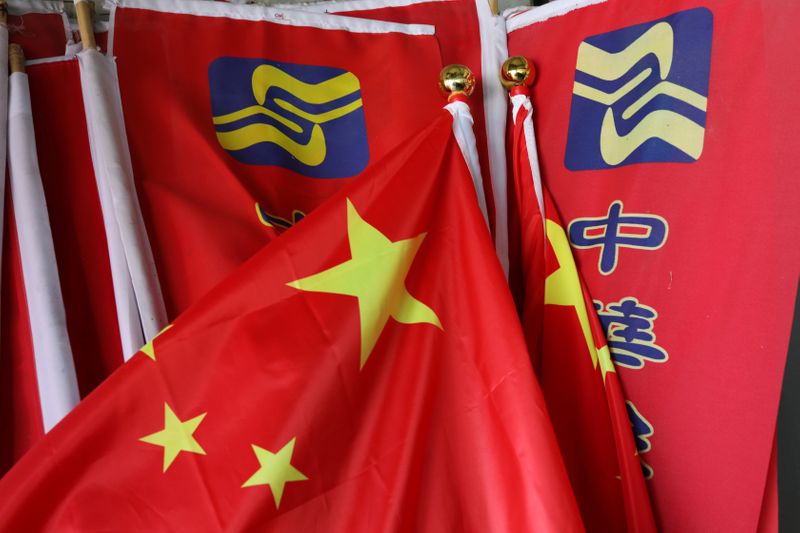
[508, 80, 655, 532]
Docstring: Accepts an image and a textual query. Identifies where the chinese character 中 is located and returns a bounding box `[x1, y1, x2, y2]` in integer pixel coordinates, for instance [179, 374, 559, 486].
[569, 201, 668, 275]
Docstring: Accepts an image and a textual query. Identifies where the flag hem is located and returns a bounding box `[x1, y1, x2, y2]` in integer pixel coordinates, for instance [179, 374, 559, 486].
[504, 0, 607, 32]
[105, 0, 435, 58]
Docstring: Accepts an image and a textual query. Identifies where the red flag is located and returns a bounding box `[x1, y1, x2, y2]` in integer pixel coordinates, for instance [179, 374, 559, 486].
[8, 1, 70, 59]
[507, 1, 800, 531]
[109, 0, 447, 319]
[0, 195, 42, 474]
[509, 86, 655, 532]
[0, 111, 582, 531]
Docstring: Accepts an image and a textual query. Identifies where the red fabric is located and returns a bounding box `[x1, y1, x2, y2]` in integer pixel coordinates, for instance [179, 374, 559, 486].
[0, 60, 124, 477]
[8, 11, 68, 59]
[0, 113, 582, 532]
[0, 191, 43, 476]
[111, 5, 446, 319]
[510, 104, 655, 532]
[28, 59, 124, 396]
[332, 0, 496, 236]
[95, 31, 108, 53]
[756, 434, 778, 533]
[507, 1, 800, 531]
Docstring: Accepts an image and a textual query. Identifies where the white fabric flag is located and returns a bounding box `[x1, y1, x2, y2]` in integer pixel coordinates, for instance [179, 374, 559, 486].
[78, 48, 168, 355]
[8, 70, 79, 432]
[445, 99, 490, 229]
[0, 23, 8, 324]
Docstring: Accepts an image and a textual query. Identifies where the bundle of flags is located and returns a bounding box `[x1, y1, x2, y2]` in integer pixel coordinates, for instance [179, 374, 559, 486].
[1, 0, 798, 531]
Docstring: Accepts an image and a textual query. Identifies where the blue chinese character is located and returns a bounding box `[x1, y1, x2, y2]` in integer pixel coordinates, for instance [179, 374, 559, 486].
[594, 297, 668, 369]
[626, 401, 655, 479]
[569, 201, 667, 275]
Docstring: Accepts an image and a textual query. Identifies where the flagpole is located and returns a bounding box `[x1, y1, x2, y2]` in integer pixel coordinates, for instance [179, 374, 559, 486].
[75, 0, 97, 50]
[501, 56, 546, 225]
[8, 43, 21, 75]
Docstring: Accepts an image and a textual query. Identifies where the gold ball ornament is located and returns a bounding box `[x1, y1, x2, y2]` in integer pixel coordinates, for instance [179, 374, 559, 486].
[500, 56, 535, 89]
[439, 64, 475, 100]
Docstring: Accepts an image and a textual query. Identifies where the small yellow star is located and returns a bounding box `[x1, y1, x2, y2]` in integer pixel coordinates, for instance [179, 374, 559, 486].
[544, 219, 615, 378]
[242, 437, 308, 508]
[287, 199, 441, 369]
[139, 403, 206, 472]
[140, 325, 173, 361]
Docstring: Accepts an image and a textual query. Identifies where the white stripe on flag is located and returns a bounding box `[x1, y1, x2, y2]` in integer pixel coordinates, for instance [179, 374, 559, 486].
[445, 100, 490, 229]
[8, 71, 80, 432]
[78, 49, 168, 353]
[510, 93, 545, 229]
[0, 26, 8, 334]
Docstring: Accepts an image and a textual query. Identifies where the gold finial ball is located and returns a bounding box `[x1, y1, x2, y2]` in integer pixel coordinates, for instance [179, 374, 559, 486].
[500, 56, 535, 89]
[439, 64, 475, 99]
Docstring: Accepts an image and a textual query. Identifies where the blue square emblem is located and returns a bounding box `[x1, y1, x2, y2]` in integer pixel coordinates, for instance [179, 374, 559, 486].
[209, 58, 369, 178]
[564, 8, 713, 170]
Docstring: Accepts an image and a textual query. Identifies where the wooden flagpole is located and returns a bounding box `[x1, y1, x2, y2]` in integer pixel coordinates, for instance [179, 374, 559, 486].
[75, 0, 97, 50]
[9, 43, 23, 74]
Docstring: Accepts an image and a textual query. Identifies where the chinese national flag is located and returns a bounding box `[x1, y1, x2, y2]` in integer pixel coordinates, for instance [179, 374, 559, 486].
[509, 91, 655, 532]
[0, 112, 582, 531]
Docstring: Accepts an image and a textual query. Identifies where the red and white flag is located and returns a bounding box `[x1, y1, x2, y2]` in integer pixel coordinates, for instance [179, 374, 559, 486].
[1, 52, 147, 477]
[28, 56, 129, 394]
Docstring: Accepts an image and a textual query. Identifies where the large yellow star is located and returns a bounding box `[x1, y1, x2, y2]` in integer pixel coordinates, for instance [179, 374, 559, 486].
[139, 325, 173, 361]
[287, 199, 441, 369]
[242, 437, 308, 508]
[139, 403, 206, 472]
[544, 219, 615, 379]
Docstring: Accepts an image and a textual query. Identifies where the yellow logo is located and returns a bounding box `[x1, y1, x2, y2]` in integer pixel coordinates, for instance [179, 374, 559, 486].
[565, 8, 713, 169]
[209, 59, 369, 178]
